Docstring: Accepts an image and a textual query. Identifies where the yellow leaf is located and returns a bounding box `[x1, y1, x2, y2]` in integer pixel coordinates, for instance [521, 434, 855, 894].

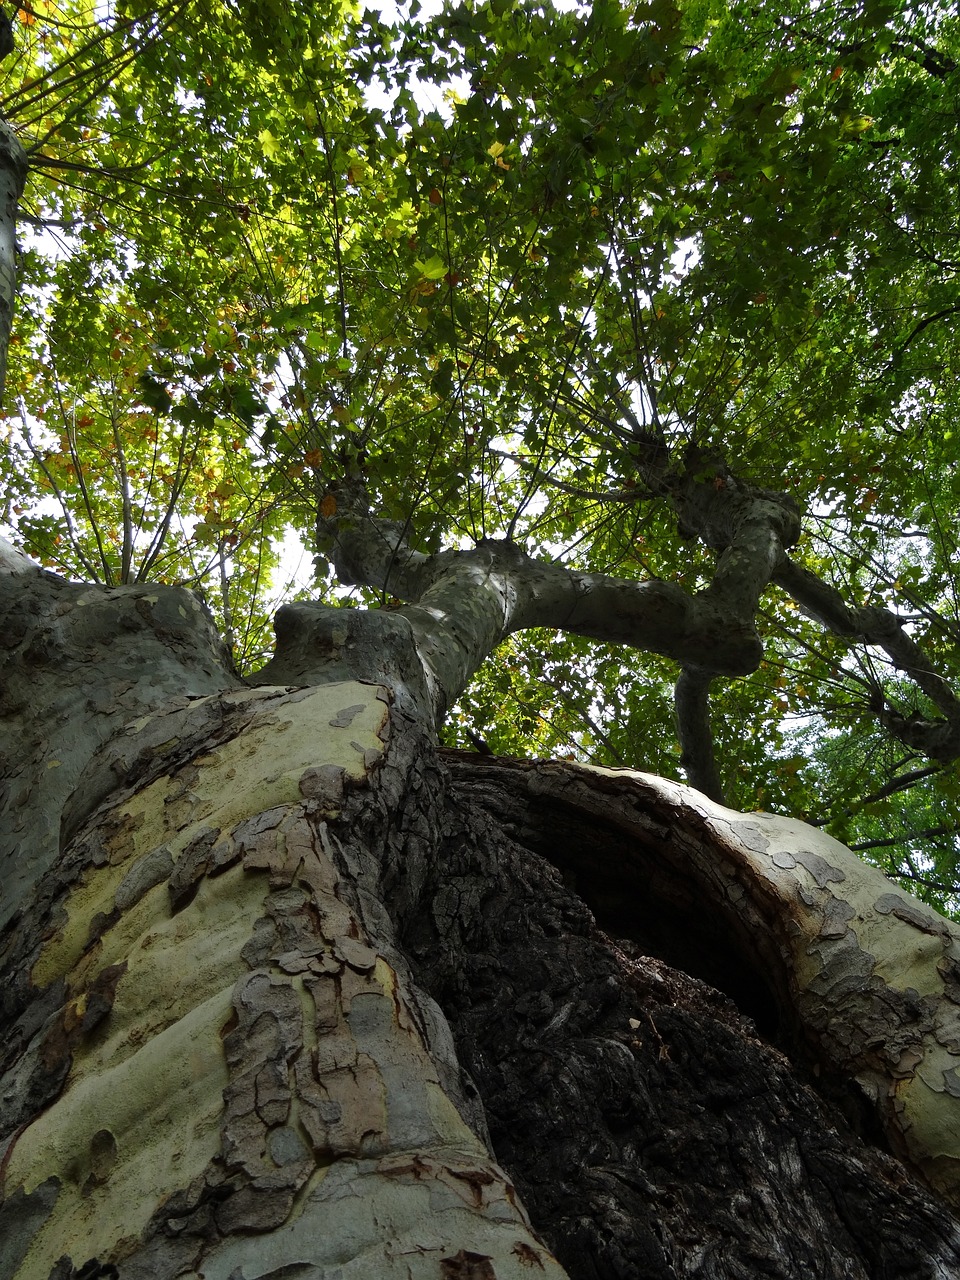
[258, 128, 281, 159]
[414, 254, 447, 281]
[320, 493, 338, 519]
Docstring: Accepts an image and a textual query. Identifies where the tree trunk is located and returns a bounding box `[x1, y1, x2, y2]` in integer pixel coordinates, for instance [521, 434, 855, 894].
[0, 119, 25, 410]
[418, 755, 960, 1278]
[3, 563, 960, 1278]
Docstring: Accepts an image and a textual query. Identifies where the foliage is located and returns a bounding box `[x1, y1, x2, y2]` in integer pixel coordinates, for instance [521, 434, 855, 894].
[0, 0, 958, 901]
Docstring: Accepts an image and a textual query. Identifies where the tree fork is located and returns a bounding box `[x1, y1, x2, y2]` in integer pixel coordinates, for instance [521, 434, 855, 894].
[318, 477, 799, 716]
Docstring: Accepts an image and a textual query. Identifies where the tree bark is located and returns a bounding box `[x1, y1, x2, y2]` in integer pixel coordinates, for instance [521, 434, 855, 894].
[3, 559, 960, 1277]
[0, 119, 25, 408]
[412, 753, 960, 1278]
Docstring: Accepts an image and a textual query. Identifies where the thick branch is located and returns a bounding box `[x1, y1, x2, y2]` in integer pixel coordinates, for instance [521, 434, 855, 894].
[674, 466, 801, 611]
[321, 533, 762, 724]
[313, 473, 802, 726]
[319, 487, 434, 598]
[675, 666, 725, 802]
[318, 470, 960, 782]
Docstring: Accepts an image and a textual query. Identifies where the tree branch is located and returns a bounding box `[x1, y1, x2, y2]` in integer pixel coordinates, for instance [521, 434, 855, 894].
[488, 448, 653, 504]
[773, 555, 960, 760]
[318, 465, 960, 785]
[848, 824, 960, 853]
[318, 472, 798, 723]
[843, 765, 942, 814]
[675, 666, 725, 802]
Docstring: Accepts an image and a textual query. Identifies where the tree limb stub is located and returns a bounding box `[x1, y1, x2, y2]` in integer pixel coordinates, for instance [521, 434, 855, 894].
[675, 666, 725, 802]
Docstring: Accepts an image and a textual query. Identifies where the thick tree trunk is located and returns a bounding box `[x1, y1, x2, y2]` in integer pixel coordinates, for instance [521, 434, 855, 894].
[3, 562, 960, 1278]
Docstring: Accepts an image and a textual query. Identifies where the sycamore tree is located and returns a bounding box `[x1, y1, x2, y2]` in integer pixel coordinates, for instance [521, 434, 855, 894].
[3, 0, 960, 1275]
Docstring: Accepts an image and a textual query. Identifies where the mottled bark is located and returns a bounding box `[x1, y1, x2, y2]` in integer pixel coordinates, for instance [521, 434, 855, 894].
[4, 559, 960, 1278]
[0, 561, 240, 933]
[317, 472, 802, 729]
[0, 683, 564, 1278]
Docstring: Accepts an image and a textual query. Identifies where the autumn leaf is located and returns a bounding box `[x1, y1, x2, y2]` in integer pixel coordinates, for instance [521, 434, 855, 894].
[258, 129, 281, 159]
[414, 254, 447, 281]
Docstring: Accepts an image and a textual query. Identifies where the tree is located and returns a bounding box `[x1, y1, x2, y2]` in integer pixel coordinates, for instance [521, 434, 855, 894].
[3, 0, 960, 1275]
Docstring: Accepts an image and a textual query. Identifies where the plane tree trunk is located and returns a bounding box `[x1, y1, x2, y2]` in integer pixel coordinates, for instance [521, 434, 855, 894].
[3, 549, 960, 1278]
[0, 119, 25, 409]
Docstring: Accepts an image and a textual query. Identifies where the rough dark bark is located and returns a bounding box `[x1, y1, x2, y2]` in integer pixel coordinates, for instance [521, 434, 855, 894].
[400, 754, 960, 1279]
[0, 117, 25, 406]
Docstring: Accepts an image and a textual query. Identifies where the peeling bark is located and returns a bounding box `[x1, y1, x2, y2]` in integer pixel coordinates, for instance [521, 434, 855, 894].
[0, 569, 569, 1277]
[4, 566, 960, 1277]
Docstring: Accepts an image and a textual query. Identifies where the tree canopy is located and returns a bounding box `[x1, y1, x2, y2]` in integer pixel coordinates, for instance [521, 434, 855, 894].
[1, 0, 959, 906]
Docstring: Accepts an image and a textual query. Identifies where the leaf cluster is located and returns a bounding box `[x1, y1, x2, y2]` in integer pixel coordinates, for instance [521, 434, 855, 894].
[2, 0, 959, 899]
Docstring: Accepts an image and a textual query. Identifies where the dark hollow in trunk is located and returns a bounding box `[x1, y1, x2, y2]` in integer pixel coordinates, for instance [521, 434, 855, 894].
[395, 755, 960, 1280]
